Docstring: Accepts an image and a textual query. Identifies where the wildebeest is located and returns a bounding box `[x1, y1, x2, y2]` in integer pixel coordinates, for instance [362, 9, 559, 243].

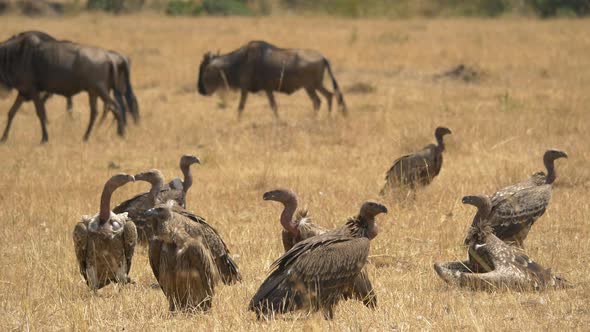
[0, 31, 138, 143]
[197, 40, 347, 118]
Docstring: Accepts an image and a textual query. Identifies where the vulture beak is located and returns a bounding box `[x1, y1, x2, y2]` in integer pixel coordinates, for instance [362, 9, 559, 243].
[262, 191, 273, 201]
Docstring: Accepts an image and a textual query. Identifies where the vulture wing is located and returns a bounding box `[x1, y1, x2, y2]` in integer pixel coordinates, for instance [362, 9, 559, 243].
[72, 220, 89, 282]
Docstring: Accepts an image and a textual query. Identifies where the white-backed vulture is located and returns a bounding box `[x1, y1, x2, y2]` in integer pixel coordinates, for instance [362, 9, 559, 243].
[144, 201, 219, 311]
[381, 127, 452, 194]
[263, 188, 378, 308]
[434, 195, 568, 291]
[72, 173, 137, 290]
[465, 149, 568, 248]
[249, 201, 387, 320]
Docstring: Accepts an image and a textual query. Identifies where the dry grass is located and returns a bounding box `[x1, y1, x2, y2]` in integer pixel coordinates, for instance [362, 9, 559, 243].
[0, 14, 589, 331]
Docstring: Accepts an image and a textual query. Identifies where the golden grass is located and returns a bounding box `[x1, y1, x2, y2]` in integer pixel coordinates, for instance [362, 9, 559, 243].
[0, 14, 589, 330]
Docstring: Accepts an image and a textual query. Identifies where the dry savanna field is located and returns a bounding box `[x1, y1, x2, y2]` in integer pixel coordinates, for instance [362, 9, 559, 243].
[0, 14, 589, 331]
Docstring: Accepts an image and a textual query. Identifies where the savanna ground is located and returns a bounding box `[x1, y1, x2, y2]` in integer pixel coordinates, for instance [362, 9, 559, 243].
[0, 14, 589, 331]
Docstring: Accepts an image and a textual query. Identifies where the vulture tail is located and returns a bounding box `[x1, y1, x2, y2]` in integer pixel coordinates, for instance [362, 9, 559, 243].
[216, 254, 242, 285]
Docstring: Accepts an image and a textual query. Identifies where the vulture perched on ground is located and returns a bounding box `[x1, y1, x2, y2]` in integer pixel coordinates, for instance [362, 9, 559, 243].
[465, 149, 568, 248]
[434, 195, 567, 291]
[249, 200, 388, 320]
[136, 171, 242, 285]
[263, 188, 378, 308]
[144, 200, 219, 311]
[113, 155, 200, 243]
[381, 126, 452, 194]
[72, 173, 138, 290]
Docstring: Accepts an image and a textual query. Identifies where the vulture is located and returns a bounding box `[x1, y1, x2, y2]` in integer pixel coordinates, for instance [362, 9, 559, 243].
[144, 201, 219, 311]
[249, 200, 388, 320]
[136, 170, 242, 285]
[263, 188, 378, 308]
[464, 149, 568, 248]
[72, 173, 138, 290]
[381, 126, 452, 194]
[434, 195, 567, 291]
[113, 155, 200, 242]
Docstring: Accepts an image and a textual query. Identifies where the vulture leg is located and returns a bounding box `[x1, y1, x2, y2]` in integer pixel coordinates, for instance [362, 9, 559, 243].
[351, 270, 377, 308]
[305, 88, 321, 112]
[237, 89, 248, 119]
[265, 90, 279, 118]
[32, 92, 49, 143]
[317, 86, 333, 112]
[0, 94, 25, 142]
[84, 93, 99, 141]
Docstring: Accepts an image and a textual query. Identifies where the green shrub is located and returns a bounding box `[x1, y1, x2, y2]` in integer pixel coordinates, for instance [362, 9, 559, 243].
[528, 0, 590, 17]
[201, 0, 253, 16]
[87, 0, 144, 13]
[165, 0, 201, 15]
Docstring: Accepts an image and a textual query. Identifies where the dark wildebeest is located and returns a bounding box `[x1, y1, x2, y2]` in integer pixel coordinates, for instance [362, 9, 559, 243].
[5, 31, 139, 127]
[0, 32, 137, 143]
[197, 41, 347, 118]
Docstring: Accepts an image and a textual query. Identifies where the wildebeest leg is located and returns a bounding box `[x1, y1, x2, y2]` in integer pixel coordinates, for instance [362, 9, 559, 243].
[237, 89, 248, 119]
[84, 93, 99, 141]
[305, 88, 321, 112]
[317, 86, 333, 112]
[32, 93, 50, 143]
[97, 88, 125, 137]
[1, 94, 25, 142]
[265, 90, 279, 118]
[66, 97, 73, 114]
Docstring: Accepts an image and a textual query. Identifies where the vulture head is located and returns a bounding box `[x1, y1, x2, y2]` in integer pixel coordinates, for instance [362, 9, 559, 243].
[180, 154, 201, 169]
[359, 201, 388, 219]
[462, 195, 493, 246]
[539, 149, 568, 184]
[145, 200, 177, 241]
[93, 173, 135, 236]
[263, 188, 298, 204]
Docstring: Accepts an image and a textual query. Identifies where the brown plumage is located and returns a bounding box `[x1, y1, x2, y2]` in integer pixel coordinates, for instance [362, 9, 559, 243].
[465, 149, 568, 248]
[166, 154, 201, 205]
[72, 173, 138, 290]
[263, 188, 378, 308]
[434, 195, 568, 291]
[249, 201, 387, 320]
[381, 127, 452, 194]
[114, 157, 200, 244]
[144, 201, 219, 311]
[133, 173, 242, 285]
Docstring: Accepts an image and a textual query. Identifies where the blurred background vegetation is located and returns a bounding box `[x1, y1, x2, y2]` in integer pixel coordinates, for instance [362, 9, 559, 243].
[0, 0, 588, 17]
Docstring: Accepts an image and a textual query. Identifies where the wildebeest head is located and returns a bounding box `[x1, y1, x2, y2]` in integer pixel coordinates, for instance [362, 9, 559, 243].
[197, 52, 225, 96]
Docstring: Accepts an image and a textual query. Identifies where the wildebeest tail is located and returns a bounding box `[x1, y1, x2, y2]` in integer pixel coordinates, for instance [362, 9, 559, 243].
[216, 254, 242, 285]
[323, 58, 347, 114]
[121, 58, 140, 124]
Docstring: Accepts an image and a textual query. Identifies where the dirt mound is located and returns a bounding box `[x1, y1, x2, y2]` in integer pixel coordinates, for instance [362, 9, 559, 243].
[434, 64, 484, 83]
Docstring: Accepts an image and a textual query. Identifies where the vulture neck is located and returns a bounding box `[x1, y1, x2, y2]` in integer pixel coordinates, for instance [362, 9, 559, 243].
[181, 164, 192, 194]
[356, 213, 378, 239]
[280, 198, 299, 236]
[544, 157, 557, 184]
[99, 184, 115, 224]
[435, 134, 445, 152]
[473, 204, 492, 228]
[148, 179, 163, 206]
